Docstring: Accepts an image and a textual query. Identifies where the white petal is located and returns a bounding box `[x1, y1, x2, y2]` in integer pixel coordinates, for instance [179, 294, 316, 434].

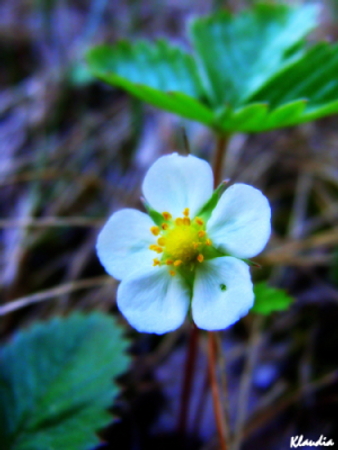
[192, 257, 254, 330]
[96, 209, 155, 280]
[117, 266, 190, 334]
[142, 153, 214, 218]
[207, 184, 271, 258]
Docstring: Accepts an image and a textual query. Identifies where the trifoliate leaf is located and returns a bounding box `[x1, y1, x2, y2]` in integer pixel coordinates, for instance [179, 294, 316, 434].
[251, 282, 294, 315]
[87, 4, 338, 133]
[0, 312, 130, 450]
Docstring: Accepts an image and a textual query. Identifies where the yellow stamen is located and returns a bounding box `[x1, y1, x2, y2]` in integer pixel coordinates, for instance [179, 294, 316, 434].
[150, 226, 160, 236]
[150, 211, 212, 270]
[195, 217, 204, 226]
[197, 254, 204, 263]
[157, 237, 166, 246]
[162, 212, 172, 220]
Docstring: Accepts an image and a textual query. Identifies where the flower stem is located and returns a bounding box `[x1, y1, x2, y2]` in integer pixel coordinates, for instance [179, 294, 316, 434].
[177, 133, 231, 444]
[208, 331, 228, 450]
[209, 132, 231, 450]
[177, 323, 199, 436]
[214, 332, 231, 443]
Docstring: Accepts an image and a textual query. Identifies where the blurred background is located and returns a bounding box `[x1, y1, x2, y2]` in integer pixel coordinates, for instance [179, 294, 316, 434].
[1, 0, 338, 449]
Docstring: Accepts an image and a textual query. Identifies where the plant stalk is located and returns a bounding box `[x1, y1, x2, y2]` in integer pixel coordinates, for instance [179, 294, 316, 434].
[177, 133, 230, 444]
[177, 323, 199, 436]
[208, 332, 228, 450]
[208, 133, 231, 450]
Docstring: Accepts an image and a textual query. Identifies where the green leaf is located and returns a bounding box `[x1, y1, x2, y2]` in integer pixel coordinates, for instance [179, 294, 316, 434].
[87, 4, 338, 133]
[247, 43, 338, 127]
[190, 3, 317, 108]
[87, 40, 214, 125]
[0, 312, 130, 450]
[216, 99, 308, 132]
[251, 282, 294, 315]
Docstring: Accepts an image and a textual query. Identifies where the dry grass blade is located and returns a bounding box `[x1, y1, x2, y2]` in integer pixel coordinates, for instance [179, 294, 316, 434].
[0, 217, 104, 228]
[0, 276, 114, 316]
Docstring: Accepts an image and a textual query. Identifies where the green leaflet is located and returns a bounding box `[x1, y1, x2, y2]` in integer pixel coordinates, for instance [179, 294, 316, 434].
[0, 312, 130, 450]
[247, 42, 338, 125]
[87, 3, 338, 133]
[87, 40, 214, 125]
[251, 282, 294, 316]
[189, 3, 317, 108]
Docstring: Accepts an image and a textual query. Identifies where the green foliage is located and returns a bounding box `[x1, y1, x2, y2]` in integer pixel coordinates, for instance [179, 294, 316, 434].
[248, 43, 338, 126]
[189, 4, 316, 108]
[87, 40, 214, 125]
[251, 282, 294, 315]
[0, 312, 130, 450]
[86, 3, 338, 133]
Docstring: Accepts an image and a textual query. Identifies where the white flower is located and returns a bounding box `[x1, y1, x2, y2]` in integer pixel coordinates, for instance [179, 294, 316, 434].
[97, 153, 271, 334]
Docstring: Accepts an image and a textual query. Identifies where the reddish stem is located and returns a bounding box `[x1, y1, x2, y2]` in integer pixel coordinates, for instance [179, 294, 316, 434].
[208, 134, 230, 450]
[176, 133, 230, 444]
[177, 323, 199, 436]
[208, 332, 228, 450]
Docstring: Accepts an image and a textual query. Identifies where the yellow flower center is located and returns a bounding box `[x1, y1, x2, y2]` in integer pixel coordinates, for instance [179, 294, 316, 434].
[149, 208, 212, 275]
[165, 224, 200, 262]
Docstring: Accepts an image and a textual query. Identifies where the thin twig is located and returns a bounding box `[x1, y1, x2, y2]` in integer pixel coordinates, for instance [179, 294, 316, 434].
[288, 171, 313, 240]
[213, 135, 229, 187]
[0, 217, 104, 228]
[0, 276, 113, 316]
[208, 332, 228, 450]
[178, 127, 191, 155]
